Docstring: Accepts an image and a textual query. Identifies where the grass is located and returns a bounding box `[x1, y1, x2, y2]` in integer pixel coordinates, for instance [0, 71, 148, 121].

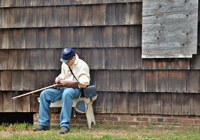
[0, 123, 199, 140]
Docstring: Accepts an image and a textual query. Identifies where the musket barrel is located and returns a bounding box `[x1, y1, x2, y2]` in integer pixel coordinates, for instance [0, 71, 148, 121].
[12, 84, 60, 100]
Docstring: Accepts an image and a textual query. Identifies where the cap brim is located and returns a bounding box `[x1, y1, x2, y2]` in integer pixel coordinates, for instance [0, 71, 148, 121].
[60, 58, 69, 63]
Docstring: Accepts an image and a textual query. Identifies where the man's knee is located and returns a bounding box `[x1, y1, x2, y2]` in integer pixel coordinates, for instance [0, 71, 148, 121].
[40, 89, 49, 99]
[62, 91, 73, 100]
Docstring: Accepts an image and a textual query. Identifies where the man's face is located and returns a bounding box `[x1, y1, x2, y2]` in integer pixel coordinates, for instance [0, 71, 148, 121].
[65, 56, 75, 66]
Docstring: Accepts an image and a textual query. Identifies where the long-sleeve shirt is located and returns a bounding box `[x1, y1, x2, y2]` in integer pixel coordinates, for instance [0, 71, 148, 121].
[58, 54, 90, 85]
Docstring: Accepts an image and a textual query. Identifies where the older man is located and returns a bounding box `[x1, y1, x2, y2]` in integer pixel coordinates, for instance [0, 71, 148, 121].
[34, 47, 90, 134]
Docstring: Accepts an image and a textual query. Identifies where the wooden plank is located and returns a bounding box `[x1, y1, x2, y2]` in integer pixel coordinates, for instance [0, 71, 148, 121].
[14, 0, 24, 7]
[23, 71, 36, 90]
[17, 50, 25, 70]
[99, 27, 112, 47]
[45, 49, 56, 70]
[23, 50, 30, 69]
[24, 29, 36, 49]
[1, 30, 9, 49]
[3, 92, 14, 112]
[172, 94, 182, 115]
[9, 8, 21, 28]
[36, 28, 48, 48]
[93, 92, 105, 113]
[0, 30, 2, 47]
[106, 48, 123, 69]
[191, 47, 200, 69]
[182, 93, 191, 115]
[145, 71, 158, 92]
[35, 71, 57, 89]
[69, 27, 79, 48]
[1, 8, 10, 28]
[160, 93, 172, 115]
[158, 71, 168, 92]
[113, 92, 128, 113]
[8, 50, 18, 70]
[131, 71, 145, 92]
[127, 93, 138, 114]
[12, 29, 25, 49]
[54, 49, 62, 69]
[96, 71, 109, 91]
[142, 0, 198, 58]
[106, 4, 116, 25]
[25, 8, 36, 27]
[190, 93, 200, 115]
[138, 93, 148, 114]
[147, 93, 160, 114]
[92, 27, 100, 47]
[134, 47, 142, 69]
[0, 0, 142, 7]
[35, 7, 45, 27]
[168, 71, 186, 93]
[52, 6, 69, 27]
[123, 48, 135, 69]
[30, 94, 39, 112]
[79, 5, 92, 26]
[128, 3, 142, 25]
[78, 28, 86, 48]
[85, 27, 94, 48]
[90, 70, 97, 86]
[60, 27, 70, 48]
[0, 50, 8, 70]
[93, 5, 106, 26]
[47, 28, 61, 48]
[121, 71, 132, 92]
[29, 50, 45, 69]
[109, 71, 122, 92]
[0, 92, 3, 112]
[152, 59, 162, 69]
[115, 4, 126, 25]
[44, 7, 52, 27]
[187, 71, 199, 93]
[112, 26, 129, 47]
[12, 71, 23, 91]
[161, 59, 171, 69]
[14, 91, 30, 112]
[82, 49, 105, 70]
[1, 71, 12, 90]
[104, 92, 114, 113]
[69, 6, 79, 26]
[142, 59, 153, 70]
[129, 26, 142, 47]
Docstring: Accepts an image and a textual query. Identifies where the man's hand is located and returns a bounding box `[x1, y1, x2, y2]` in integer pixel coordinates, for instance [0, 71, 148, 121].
[60, 79, 71, 86]
[55, 77, 63, 83]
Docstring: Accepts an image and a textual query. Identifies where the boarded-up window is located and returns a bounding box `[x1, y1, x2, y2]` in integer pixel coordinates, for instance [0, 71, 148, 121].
[142, 0, 198, 58]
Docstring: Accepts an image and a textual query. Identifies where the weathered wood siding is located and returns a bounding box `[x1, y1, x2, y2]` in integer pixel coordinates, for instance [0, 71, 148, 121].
[142, 0, 198, 58]
[0, 0, 200, 116]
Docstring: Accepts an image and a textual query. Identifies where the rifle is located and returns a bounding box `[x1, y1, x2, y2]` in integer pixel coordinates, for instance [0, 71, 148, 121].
[12, 83, 63, 100]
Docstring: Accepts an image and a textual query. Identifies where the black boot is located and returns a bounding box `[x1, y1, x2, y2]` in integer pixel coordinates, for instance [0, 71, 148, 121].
[33, 125, 50, 131]
[59, 126, 70, 134]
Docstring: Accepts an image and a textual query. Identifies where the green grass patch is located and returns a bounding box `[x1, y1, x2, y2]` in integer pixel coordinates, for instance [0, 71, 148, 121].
[0, 123, 200, 140]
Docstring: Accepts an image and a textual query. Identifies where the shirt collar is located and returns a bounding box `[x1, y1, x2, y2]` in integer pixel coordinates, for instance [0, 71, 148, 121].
[71, 54, 79, 66]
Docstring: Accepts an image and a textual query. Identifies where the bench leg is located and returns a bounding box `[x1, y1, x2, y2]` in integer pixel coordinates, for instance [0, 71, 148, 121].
[86, 102, 96, 129]
[49, 108, 52, 126]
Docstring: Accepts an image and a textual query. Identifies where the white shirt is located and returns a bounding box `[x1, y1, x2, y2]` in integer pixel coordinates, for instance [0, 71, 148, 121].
[58, 54, 90, 85]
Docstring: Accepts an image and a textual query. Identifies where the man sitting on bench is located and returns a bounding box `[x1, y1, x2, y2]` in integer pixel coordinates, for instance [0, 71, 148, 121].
[34, 46, 90, 134]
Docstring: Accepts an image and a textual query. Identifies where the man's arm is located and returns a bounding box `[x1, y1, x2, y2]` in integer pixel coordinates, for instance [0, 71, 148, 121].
[57, 78, 87, 89]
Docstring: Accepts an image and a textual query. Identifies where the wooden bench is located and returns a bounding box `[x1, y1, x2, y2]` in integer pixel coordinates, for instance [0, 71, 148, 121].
[37, 96, 97, 129]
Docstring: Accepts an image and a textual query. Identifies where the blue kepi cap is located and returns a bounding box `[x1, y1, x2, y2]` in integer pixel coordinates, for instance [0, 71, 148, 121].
[60, 47, 75, 63]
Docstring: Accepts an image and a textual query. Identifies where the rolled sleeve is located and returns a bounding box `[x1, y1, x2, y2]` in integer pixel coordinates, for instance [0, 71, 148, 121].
[78, 74, 90, 85]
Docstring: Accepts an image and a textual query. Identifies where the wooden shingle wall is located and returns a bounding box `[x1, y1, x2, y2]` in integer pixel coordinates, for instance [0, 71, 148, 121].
[0, 0, 200, 116]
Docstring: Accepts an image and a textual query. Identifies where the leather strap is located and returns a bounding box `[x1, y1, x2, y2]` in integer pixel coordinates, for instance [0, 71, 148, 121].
[68, 66, 79, 82]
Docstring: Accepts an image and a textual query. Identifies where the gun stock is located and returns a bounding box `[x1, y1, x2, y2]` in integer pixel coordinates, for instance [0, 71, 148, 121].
[12, 83, 62, 100]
